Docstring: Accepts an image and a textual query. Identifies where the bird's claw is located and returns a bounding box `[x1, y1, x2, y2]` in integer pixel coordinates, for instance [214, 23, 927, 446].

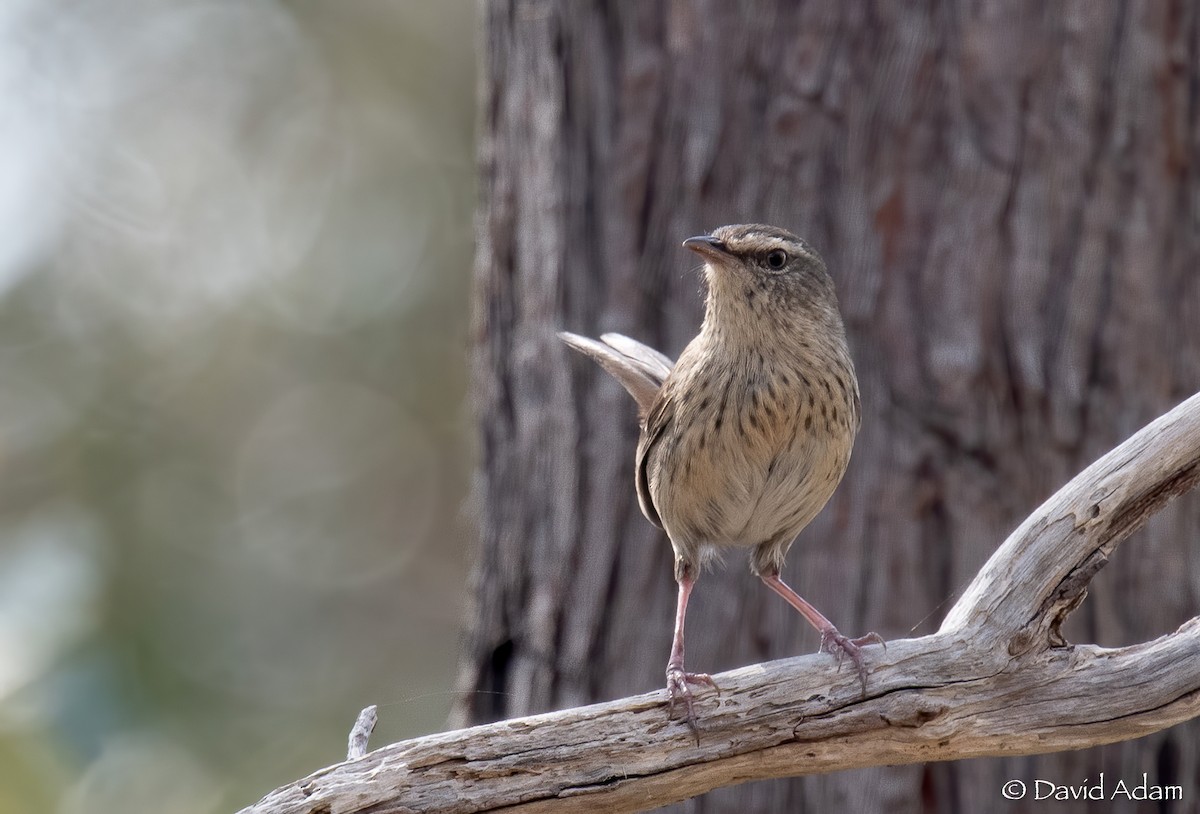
[665, 667, 719, 737]
[820, 629, 884, 694]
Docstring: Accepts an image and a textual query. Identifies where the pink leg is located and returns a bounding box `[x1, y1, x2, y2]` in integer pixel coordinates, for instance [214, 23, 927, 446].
[760, 573, 883, 692]
[665, 571, 718, 726]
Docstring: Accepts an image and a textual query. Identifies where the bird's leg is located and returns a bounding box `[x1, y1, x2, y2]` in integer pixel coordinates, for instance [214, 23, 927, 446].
[760, 573, 883, 693]
[665, 565, 718, 728]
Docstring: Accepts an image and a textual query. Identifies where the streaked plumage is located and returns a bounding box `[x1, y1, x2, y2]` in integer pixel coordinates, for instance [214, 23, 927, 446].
[561, 224, 880, 727]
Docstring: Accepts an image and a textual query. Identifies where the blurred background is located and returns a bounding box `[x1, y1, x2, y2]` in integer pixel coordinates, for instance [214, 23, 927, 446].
[0, 2, 476, 812]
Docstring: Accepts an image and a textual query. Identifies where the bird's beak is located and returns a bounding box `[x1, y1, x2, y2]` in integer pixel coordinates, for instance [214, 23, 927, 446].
[682, 235, 731, 263]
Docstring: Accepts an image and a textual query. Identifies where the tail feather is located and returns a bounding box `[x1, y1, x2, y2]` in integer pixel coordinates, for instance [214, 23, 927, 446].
[558, 331, 674, 414]
[598, 333, 673, 382]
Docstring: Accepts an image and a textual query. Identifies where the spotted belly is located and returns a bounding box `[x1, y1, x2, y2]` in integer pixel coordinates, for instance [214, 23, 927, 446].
[650, 409, 852, 554]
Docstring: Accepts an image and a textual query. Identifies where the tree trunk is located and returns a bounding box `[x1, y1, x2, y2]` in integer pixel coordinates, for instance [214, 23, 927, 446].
[458, 2, 1200, 812]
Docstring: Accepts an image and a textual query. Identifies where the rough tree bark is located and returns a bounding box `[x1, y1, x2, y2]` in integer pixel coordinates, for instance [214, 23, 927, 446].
[458, 2, 1200, 812]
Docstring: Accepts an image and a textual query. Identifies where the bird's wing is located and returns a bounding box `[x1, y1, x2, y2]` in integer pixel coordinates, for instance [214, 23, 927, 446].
[634, 391, 672, 529]
[557, 331, 673, 415]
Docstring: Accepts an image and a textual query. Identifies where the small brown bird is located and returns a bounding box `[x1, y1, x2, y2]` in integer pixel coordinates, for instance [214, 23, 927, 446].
[560, 224, 881, 722]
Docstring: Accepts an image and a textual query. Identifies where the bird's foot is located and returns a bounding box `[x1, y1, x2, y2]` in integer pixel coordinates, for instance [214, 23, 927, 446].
[665, 666, 719, 736]
[820, 629, 885, 694]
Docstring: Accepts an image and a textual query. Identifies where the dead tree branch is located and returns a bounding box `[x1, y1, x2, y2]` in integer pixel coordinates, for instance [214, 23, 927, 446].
[238, 392, 1200, 814]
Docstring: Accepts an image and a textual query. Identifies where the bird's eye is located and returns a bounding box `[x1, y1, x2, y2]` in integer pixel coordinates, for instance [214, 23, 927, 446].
[766, 250, 787, 270]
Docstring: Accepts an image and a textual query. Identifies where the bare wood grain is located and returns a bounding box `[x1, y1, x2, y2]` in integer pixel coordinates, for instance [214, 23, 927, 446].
[239, 392, 1200, 814]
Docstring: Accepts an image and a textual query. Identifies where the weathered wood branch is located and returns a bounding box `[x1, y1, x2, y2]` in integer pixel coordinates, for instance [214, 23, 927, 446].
[239, 392, 1200, 814]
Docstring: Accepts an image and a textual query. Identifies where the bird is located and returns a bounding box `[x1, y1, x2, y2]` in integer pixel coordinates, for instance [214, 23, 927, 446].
[559, 223, 881, 725]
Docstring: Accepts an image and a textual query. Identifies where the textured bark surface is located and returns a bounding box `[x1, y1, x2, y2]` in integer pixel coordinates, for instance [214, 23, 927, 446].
[459, 2, 1200, 812]
[241, 631, 1200, 814]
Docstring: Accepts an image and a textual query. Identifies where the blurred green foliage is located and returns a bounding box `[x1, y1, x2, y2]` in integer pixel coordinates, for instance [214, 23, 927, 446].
[0, 2, 476, 811]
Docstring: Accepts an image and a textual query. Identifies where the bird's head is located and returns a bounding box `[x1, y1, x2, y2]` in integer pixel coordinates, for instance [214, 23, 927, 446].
[683, 224, 842, 340]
